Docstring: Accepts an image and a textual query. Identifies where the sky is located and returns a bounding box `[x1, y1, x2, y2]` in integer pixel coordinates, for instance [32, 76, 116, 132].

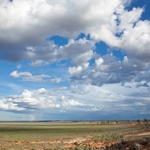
[0, 0, 150, 121]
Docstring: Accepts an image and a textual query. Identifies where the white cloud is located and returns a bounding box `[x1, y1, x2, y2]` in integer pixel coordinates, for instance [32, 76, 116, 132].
[10, 71, 32, 78]
[68, 63, 89, 79]
[71, 50, 93, 66]
[25, 38, 95, 65]
[10, 71, 66, 83]
[68, 53, 150, 86]
[116, 6, 143, 32]
[70, 85, 89, 95]
[29, 60, 49, 67]
[0, 0, 9, 5]
[95, 54, 121, 73]
[52, 86, 68, 91]
[0, 0, 149, 70]
[62, 100, 84, 107]
[1, 83, 150, 119]
[119, 20, 150, 61]
[0, 100, 25, 111]
[2, 88, 60, 111]
[0, 88, 85, 112]
[9, 71, 50, 83]
[0, 0, 125, 60]
[49, 77, 65, 83]
[95, 57, 103, 66]
[61, 95, 67, 101]
[68, 66, 83, 79]
[22, 74, 51, 82]
[16, 64, 22, 69]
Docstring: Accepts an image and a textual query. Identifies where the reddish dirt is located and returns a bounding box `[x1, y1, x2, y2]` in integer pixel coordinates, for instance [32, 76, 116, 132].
[0, 137, 150, 149]
[64, 140, 117, 148]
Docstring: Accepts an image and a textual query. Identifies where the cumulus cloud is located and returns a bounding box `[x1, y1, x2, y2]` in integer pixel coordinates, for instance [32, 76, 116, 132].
[10, 71, 65, 83]
[0, 88, 85, 112]
[68, 53, 150, 86]
[49, 77, 65, 83]
[116, 6, 143, 32]
[10, 71, 32, 78]
[0, 84, 150, 120]
[71, 50, 93, 66]
[62, 99, 84, 107]
[0, 0, 98, 63]
[70, 85, 89, 95]
[0, 88, 60, 111]
[68, 62, 89, 79]
[0, 0, 146, 62]
[24, 38, 95, 66]
[10, 71, 50, 82]
[0, 100, 25, 111]
[0, 0, 150, 81]
[119, 20, 150, 61]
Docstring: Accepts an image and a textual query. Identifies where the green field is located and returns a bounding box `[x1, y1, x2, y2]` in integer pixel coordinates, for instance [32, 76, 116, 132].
[0, 121, 120, 141]
[0, 121, 147, 149]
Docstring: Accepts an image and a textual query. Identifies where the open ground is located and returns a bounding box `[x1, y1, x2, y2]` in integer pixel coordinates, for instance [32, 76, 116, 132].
[0, 121, 150, 150]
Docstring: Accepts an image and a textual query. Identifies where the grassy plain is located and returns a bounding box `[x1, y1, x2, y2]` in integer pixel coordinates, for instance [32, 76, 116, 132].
[0, 121, 120, 141]
[0, 121, 149, 149]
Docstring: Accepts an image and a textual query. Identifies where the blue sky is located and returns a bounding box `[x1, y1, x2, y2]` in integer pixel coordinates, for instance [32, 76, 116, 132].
[0, 0, 150, 121]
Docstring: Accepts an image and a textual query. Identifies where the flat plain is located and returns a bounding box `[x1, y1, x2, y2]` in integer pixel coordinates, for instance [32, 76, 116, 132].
[0, 121, 149, 149]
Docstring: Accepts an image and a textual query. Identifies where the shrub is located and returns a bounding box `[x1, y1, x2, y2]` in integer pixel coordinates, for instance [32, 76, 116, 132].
[115, 120, 118, 124]
[144, 118, 149, 123]
[116, 143, 123, 149]
[137, 119, 141, 124]
[121, 139, 127, 144]
[143, 139, 148, 145]
[134, 143, 141, 150]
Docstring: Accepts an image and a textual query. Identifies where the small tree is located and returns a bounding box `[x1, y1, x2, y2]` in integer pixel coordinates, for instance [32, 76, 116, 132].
[115, 120, 118, 124]
[144, 118, 149, 124]
[137, 119, 141, 124]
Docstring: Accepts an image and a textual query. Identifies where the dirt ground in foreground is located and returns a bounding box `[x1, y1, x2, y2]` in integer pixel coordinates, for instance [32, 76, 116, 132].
[0, 122, 150, 149]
